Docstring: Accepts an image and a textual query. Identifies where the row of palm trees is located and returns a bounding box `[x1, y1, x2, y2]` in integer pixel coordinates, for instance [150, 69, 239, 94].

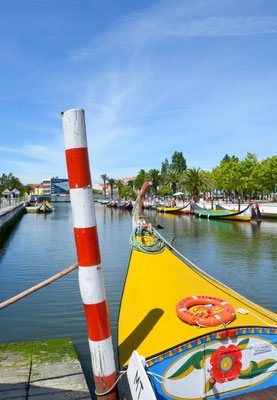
[100, 167, 209, 201]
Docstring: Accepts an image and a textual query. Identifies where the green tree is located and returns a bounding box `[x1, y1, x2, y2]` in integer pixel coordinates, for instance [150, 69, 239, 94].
[24, 184, 33, 194]
[147, 169, 160, 195]
[238, 153, 259, 197]
[165, 171, 180, 194]
[160, 158, 171, 184]
[181, 167, 210, 201]
[255, 156, 277, 196]
[116, 179, 123, 198]
[121, 185, 136, 200]
[0, 172, 25, 195]
[107, 178, 116, 200]
[221, 154, 239, 163]
[212, 157, 241, 197]
[158, 186, 173, 196]
[100, 174, 109, 200]
[170, 151, 187, 174]
[134, 170, 146, 191]
[202, 171, 214, 198]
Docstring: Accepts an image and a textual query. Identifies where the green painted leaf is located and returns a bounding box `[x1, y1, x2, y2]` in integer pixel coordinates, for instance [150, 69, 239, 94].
[239, 360, 277, 380]
[169, 349, 215, 379]
[237, 338, 249, 350]
[251, 361, 276, 379]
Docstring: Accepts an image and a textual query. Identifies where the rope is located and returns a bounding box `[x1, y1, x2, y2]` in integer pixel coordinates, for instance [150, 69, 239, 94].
[129, 226, 165, 254]
[94, 370, 127, 397]
[147, 371, 167, 384]
[237, 308, 277, 327]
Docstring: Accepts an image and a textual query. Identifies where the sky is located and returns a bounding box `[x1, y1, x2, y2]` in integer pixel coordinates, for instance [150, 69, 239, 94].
[0, 0, 277, 185]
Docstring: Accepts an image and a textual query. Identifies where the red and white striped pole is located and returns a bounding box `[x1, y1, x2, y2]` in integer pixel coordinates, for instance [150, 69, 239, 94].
[61, 109, 117, 399]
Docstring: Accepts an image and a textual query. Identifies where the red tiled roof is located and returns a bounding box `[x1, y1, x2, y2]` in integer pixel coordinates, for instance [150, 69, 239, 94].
[121, 176, 137, 183]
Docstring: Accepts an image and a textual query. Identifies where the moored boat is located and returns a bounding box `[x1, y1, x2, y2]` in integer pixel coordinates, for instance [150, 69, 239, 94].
[118, 183, 276, 400]
[194, 203, 260, 222]
[36, 200, 54, 213]
[157, 201, 193, 215]
[107, 201, 117, 207]
[121, 201, 133, 210]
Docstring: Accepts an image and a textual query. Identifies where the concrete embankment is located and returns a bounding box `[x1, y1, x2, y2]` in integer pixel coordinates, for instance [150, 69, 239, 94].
[0, 338, 91, 399]
[0, 202, 26, 231]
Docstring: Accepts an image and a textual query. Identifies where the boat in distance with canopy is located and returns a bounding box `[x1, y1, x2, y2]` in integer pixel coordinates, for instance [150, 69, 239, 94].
[118, 183, 277, 400]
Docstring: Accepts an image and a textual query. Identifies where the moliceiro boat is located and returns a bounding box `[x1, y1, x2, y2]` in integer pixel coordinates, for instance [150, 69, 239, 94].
[157, 201, 193, 215]
[193, 203, 261, 222]
[118, 183, 277, 400]
[36, 200, 54, 213]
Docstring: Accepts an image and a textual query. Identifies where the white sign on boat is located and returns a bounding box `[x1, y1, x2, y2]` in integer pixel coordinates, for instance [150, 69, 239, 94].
[127, 351, 156, 400]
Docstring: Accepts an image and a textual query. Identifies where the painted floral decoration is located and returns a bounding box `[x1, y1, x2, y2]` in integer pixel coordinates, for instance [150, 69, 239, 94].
[210, 345, 242, 383]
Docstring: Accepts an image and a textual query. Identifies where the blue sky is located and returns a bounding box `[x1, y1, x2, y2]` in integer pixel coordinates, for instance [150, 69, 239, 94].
[1, 0, 277, 184]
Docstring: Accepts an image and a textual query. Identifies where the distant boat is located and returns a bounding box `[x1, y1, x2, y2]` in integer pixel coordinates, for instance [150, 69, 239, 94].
[36, 201, 54, 213]
[121, 201, 133, 210]
[107, 201, 117, 207]
[157, 201, 193, 215]
[118, 183, 276, 400]
[98, 199, 109, 204]
[194, 203, 261, 222]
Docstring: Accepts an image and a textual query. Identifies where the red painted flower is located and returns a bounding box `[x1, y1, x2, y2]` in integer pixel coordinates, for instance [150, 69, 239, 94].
[210, 345, 242, 383]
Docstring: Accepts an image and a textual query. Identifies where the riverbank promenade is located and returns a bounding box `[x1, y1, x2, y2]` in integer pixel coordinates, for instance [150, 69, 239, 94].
[0, 339, 91, 399]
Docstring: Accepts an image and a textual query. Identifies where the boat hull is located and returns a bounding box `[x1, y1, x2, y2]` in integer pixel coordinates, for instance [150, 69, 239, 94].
[147, 327, 277, 399]
[118, 247, 277, 400]
[194, 207, 252, 222]
[157, 203, 193, 215]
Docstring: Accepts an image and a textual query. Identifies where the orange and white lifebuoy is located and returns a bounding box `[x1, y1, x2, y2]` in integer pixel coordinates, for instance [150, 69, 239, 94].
[176, 296, 235, 327]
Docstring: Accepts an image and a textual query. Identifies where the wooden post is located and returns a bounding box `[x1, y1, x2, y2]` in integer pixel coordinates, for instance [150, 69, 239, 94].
[61, 109, 117, 399]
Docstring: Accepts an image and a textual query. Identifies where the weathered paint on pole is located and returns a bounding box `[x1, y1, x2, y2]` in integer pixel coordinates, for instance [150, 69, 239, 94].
[61, 109, 117, 399]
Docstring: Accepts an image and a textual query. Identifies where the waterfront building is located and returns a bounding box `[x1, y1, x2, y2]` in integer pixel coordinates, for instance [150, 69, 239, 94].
[29, 184, 43, 196]
[42, 177, 69, 195]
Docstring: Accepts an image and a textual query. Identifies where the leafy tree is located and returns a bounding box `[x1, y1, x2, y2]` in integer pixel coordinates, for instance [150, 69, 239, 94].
[121, 185, 136, 200]
[147, 169, 160, 195]
[100, 174, 109, 200]
[238, 153, 259, 197]
[158, 186, 173, 196]
[170, 151, 187, 174]
[161, 158, 171, 183]
[107, 177, 116, 200]
[24, 184, 33, 194]
[201, 171, 214, 198]
[0, 172, 25, 195]
[181, 167, 210, 201]
[221, 154, 239, 163]
[212, 157, 241, 197]
[127, 180, 134, 188]
[255, 156, 277, 196]
[116, 179, 123, 197]
[165, 171, 180, 194]
[134, 169, 146, 190]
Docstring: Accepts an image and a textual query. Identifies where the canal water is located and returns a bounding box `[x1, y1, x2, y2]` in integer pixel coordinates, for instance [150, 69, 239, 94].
[1, 203, 277, 398]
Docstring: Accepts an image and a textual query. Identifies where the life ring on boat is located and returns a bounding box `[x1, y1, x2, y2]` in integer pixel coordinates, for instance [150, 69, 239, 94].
[176, 296, 235, 327]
